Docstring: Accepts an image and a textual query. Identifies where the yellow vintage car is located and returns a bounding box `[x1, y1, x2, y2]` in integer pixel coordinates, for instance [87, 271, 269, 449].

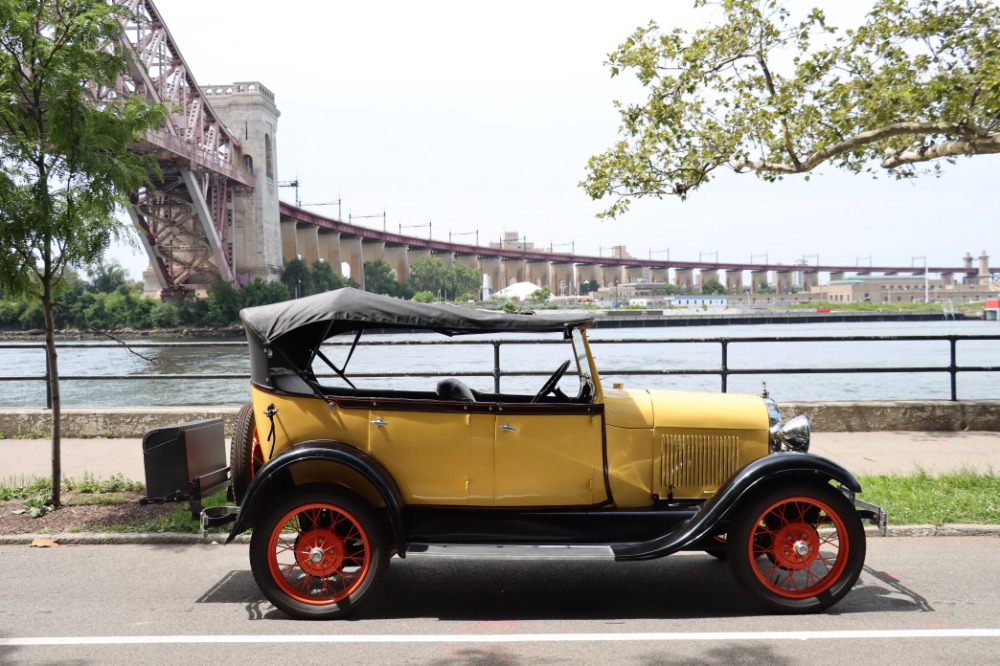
[147, 287, 885, 620]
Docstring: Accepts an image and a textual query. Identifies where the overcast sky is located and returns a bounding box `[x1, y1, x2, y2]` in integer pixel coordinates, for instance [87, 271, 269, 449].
[111, 0, 998, 279]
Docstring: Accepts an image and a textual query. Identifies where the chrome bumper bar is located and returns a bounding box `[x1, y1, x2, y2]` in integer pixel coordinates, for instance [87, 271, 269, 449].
[839, 484, 888, 537]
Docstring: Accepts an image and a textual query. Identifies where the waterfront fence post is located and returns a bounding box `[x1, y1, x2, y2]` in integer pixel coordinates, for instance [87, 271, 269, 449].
[720, 340, 729, 393]
[493, 341, 501, 394]
[949, 337, 958, 401]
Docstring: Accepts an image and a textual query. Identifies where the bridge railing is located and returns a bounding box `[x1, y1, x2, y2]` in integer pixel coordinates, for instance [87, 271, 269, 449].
[1, 333, 998, 407]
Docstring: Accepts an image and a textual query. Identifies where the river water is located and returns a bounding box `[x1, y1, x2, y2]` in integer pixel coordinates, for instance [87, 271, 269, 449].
[1, 319, 998, 407]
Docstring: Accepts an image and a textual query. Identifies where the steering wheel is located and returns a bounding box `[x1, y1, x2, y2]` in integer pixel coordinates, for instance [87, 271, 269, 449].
[531, 359, 571, 403]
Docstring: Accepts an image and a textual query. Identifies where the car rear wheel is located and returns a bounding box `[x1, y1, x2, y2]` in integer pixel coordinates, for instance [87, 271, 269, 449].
[726, 483, 865, 613]
[249, 485, 390, 620]
[230, 403, 263, 503]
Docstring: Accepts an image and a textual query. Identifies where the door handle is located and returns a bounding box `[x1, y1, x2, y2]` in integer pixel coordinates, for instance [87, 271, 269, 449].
[370, 418, 388, 427]
[499, 422, 517, 433]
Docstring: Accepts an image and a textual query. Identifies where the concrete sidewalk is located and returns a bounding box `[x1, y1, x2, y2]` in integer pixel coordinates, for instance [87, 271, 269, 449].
[2, 431, 998, 484]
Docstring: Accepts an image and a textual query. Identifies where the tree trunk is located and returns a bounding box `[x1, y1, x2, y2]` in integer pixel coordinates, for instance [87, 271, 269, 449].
[42, 285, 61, 508]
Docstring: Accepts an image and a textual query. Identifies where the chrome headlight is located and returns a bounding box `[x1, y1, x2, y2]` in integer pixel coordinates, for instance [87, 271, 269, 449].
[778, 415, 811, 452]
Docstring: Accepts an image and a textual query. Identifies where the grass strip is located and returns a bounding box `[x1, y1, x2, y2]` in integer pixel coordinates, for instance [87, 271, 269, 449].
[5, 472, 1000, 532]
[858, 470, 1000, 526]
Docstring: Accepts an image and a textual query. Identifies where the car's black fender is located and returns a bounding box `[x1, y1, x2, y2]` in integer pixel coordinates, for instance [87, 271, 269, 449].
[612, 452, 862, 561]
[225, 440, 406, 554]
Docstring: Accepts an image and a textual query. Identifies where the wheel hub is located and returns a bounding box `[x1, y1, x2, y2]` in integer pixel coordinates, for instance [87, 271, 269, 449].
[771, 522, 820, 570]
[294, 529, 345, 577]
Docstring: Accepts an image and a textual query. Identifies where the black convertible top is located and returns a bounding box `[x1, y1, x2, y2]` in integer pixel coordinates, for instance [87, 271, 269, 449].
[241, 287, 593, 352]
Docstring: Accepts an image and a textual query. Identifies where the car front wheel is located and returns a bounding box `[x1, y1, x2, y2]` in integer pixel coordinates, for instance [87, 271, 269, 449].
[249, 485, 390, 620]
[726, 482, 865, 613]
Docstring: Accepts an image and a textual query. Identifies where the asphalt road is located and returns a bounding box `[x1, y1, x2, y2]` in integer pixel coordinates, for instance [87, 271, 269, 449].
[1, 537, 998, 665]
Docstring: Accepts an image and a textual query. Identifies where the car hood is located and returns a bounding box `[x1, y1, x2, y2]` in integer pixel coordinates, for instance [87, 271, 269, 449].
[603, 388, 768, 432]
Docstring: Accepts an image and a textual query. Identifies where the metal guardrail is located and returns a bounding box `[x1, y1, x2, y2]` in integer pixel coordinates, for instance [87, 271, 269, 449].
[1, 334, 998, 406]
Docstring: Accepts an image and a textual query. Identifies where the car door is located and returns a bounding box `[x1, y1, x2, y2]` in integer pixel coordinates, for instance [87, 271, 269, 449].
[368, 403, 470, 505]
[491, 407, 603, 506]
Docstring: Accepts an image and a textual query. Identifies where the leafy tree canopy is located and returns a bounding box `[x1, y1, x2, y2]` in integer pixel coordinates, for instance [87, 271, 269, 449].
[583, 0, 1000, 217]
[0, 0, 165, 506]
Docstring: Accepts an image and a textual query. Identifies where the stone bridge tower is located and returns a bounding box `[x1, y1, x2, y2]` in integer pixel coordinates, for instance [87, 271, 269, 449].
[200, 81, 284, 285]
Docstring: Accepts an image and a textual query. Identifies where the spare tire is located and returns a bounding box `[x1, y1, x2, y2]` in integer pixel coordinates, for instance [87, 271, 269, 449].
[230, 403, 263, 503]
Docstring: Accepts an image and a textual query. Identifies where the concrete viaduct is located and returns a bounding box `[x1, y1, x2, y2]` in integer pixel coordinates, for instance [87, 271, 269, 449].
[277, 202, 983, 296]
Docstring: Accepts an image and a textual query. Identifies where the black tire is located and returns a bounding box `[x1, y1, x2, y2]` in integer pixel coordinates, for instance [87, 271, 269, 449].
[230, 403, 262, 503]
[249, 485, 390, 620]
[726, 483, 866, 613]
[703, 535, 728, 560]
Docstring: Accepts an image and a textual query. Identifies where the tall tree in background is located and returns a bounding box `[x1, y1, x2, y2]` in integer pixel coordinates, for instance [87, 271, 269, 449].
[0, 0, 164, 506]
[583, 0, 1000, 217]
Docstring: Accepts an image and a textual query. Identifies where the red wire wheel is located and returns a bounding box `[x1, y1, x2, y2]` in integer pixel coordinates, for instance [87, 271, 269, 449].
[727, 483, 866, 613]
[249, 486, 390, 620]
[268, 502, 371, 605]
[230, 403, 264, 503]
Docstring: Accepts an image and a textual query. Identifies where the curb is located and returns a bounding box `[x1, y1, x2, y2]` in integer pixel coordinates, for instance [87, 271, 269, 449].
[2, 525, 999, 546]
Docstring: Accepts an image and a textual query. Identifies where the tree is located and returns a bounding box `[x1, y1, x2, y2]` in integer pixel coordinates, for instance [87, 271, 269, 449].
[85, 259, 129, 294]
[364, 259, 413, 298]
[0, 0, 165, 506]
[701, 279, 727, 295]
[583, 0, 1000, 217]
[447, 261, 481, 300]
[407, 257, 450, 299]
[529, 285, 552, 304]
[281, 257, 314, 298]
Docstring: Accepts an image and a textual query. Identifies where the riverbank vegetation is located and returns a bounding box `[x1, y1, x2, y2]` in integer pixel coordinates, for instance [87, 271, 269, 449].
[0, 256, 483, 333]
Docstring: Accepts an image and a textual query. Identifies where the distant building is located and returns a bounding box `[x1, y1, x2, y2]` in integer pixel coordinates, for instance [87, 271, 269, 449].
[811, 275, 997, 305]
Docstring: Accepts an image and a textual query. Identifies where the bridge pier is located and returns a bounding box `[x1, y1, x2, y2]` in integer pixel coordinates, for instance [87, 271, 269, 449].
[649, 267, 668, 283]
[480, 256, 501, 297]
[342, 236, 365, 288]
[525, 261, 549, 287]
[674, 269, 694, 292]
[725, 270, 743, 294]
[750, 270, 768, 293]
[775, 271, 794, 295]
[699, 269, 719, 291]
[318, 230, 341, 268]
[502, 258, 525, 286]
[296, 224, 319, 265]
[576, 264, 599, 291]
[550, 263, 574, 296]
[623, 266, 644, 282]
[385, 244, 408, 282]
[280, 220, 297, 263]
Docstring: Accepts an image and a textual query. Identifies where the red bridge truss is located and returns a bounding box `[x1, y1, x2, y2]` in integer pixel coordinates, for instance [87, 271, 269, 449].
[108, 0, 254, 298]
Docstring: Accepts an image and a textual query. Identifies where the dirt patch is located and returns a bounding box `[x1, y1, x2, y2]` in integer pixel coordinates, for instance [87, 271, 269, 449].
[0, 491, 180, 535]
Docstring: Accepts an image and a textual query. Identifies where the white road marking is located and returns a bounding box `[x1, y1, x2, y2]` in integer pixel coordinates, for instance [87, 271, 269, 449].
[3, 629, 1000, 646]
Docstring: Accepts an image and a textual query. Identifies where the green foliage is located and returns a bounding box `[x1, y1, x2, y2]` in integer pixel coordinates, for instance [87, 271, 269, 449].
[583, 0, 1000, 216]
[364, 259, 412, 298]
[701, 279, 727, 295]
[579, 279, 600, 296]
[206, 281, 241, 326]
[239, 277, 291, 308]
[407, 257, 481, 300]
[86, 260, 130, 294]
[412, 291, 435, 303]
[529, 285, 552, 303]
[282, 257, 315, 298]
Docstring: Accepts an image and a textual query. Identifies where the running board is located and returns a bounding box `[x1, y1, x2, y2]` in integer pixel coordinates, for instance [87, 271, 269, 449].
[405, 543, 615, 560]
